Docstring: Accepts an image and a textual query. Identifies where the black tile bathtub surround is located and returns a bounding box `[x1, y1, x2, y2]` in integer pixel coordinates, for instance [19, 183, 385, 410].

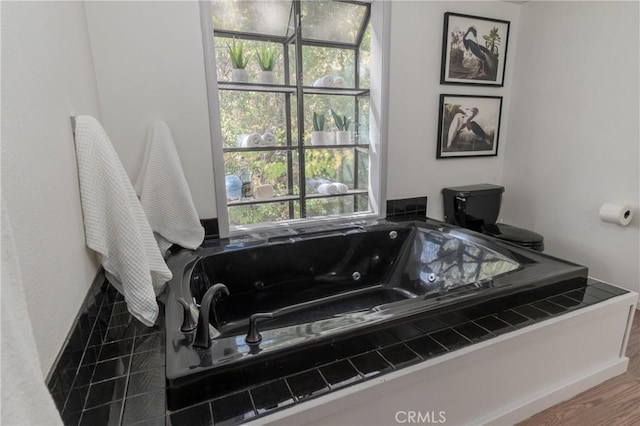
[46, 273, 115, 417]
[46, 275, 166, 426]
[48, 275, 629, 426]
[386, 196, 428, 220]
[200, 218, 220, 239]
[287, 370, 329, 399]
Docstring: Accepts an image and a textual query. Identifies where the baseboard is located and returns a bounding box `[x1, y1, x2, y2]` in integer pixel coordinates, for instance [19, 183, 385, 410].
[478, 358, 629, 425]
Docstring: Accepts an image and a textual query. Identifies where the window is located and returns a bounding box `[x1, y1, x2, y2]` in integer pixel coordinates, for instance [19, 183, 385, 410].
[202, 0, 385, 234]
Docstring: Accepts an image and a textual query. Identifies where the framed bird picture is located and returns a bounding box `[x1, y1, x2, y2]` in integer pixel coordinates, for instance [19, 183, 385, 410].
[436, 94, 502, 158]
[441, 12, 510, 86]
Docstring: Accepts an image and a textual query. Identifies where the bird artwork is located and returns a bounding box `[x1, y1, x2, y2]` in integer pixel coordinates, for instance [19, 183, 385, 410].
[442, 14, 508, 85]
[461, 27, 499, 81]
[446, 107, 494, 151]
[438, 95, 502, 158]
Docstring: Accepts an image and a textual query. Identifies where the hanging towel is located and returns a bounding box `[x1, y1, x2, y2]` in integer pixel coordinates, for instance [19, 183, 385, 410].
[74, 115, 172, 326]
[1, 200, 63, 425]
[134, 121, 205, 254]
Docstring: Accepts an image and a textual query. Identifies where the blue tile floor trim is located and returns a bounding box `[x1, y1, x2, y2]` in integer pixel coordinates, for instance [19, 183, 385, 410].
[49, 278, 628, 426]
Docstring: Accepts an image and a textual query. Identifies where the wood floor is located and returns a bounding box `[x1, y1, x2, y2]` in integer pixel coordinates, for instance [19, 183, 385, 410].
[518, 310, 640, 426]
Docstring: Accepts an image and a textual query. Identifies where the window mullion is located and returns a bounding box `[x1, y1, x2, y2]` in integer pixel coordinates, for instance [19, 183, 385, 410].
[293, 0, 306, 219]
[283, 40, 295, 219]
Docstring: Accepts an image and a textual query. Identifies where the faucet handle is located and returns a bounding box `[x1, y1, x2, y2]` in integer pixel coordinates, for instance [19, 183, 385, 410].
[245, 313, 275, 344]
[178, 298, 197, 332]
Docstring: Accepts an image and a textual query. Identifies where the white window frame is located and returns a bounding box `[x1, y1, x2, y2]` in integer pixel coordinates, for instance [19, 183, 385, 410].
[199, 0, 391, 238]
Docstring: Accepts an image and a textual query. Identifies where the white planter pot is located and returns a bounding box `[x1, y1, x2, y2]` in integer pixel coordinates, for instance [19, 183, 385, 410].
[336, 130, 351, 145]
[324, 131, 336, 145]
[310, 131, 325, 146]
[259, 71, 276, 84]
[232, 68, 249, 83]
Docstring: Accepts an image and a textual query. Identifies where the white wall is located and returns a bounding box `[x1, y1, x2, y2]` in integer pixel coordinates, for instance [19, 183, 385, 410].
[84, 1, 217, 218]
[1, 1, 101, 374]
[387, 1, 522, 219]
[502, 1, 640, 292]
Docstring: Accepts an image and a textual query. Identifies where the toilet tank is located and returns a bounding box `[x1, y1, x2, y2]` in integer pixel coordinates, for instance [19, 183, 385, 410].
[442, 184, 505, 231]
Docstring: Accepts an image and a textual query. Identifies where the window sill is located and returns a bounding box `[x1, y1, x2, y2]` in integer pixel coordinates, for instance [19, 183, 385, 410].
[227, 212, 380, 238]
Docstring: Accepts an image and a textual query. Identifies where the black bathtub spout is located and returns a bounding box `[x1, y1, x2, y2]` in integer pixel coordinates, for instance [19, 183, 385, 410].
[245, 312, 275, 344]
[193, 284, 230, 348]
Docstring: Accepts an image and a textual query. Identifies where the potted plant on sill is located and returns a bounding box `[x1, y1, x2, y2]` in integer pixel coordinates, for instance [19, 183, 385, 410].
[256, 44, 278, 84]
[311, 112, 326, 145]
[227, 39, 249, 83]
[331, 109, 352, 145]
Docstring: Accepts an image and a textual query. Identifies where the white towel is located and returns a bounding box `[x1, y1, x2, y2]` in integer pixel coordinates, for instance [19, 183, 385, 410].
[261, 132, 276, 146]
[332, 182, 349, 194]
[318, 183, 338, 195]
[313, 75, 334, 87]
[74, 115, 172, 326]
[333, 76, 346, 88]
[237, 133, 263, 148]
[134, 121, 204, 254]
[307, 178, 331, 192]
[1, 200, 63, 425]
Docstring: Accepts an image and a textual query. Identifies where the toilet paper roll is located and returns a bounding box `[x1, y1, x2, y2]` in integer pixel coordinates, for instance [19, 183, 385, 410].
[599, 203, 633, 226]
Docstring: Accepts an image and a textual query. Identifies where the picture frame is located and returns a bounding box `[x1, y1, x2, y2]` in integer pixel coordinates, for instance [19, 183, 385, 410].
[441, 12, 510, 86]
[436, 94, 502, 159]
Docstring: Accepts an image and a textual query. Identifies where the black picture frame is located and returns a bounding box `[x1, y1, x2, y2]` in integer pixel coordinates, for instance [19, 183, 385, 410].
[436, 94, 502, 159]
[440, 12, 510, 86]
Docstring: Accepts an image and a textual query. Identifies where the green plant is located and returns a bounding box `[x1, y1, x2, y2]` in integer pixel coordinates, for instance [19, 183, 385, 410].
[227, 39, 249, 69]
[255, 44, 278, 71]
[330, 109, 352, 131]
[313, 112, 326, 131]
[483, 27, 501, 55]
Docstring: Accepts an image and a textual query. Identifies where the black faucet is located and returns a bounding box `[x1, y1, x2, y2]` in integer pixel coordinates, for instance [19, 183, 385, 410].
[193, 284, 230, 348]
[245, 312, 275, 344]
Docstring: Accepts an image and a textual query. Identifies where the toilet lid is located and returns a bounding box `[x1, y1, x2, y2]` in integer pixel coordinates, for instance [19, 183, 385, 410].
[482, 223, 544, 244]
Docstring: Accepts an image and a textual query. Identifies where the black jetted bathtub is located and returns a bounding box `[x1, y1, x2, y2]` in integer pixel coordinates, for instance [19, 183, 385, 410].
[165, 219, 587, 410]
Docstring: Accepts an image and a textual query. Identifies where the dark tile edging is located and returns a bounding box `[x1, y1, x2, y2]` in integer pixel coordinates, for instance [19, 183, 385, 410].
[47, 274, 166, 426]
[47, 277, 628, 426]
[170, 279, 629, 425]
[46, 269, 114, 419]
[386, 197, 428, 221]
[201, 218, 220, 239]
